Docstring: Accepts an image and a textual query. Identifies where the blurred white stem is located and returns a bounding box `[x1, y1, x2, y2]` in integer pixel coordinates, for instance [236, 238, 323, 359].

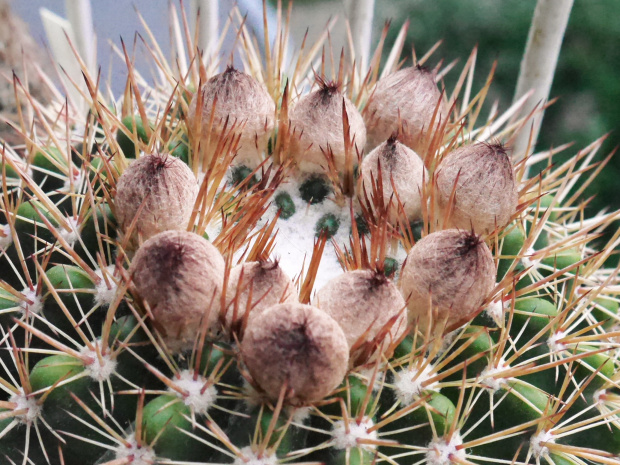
[513, 0, 573, 165]
[65, 0, 96, 76]
[344, 0, 375, 71]
[40, 7, 87, 116]
[193, 0, 219, 59]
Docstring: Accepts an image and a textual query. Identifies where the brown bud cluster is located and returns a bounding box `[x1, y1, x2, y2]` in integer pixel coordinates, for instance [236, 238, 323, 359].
[241, 302, 349, 405]
[189, 66, 276, 167]
[289, 80, 366, 175]
[115, 154, 198, 252]
[400, 229, 495, 334]
[315, 269, 407, 362]
[130, 230, 225, 353]
[360, 135, 427, 222]
[435, 142, 518, 234]
[364, 66, 447, 156]
[224, 260, 297, 337]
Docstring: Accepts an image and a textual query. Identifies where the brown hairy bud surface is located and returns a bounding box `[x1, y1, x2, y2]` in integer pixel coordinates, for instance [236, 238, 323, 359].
[289, 80, 366, 175]
[130, 230, 225, 353]
[399, 229, 495, 334]
[241, 302, 349, 405]
[435, 142, 518, 233]
[224, 260, 298, 337]
[360, 135, 427, 222]
[364, 66, 447, 155]
[315, 269, 407, 356]
[115, 153, 198, 251]
[189, 66, 276, 167]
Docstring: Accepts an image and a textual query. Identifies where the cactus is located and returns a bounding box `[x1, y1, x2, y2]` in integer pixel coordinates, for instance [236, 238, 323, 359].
[1, 3, 620, 465]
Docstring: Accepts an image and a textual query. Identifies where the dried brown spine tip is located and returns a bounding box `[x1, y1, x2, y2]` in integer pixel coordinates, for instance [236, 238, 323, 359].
[316, 76, 341, 95]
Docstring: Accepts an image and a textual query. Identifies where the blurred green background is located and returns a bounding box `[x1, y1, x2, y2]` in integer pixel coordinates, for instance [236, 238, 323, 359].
[277, 0, 620, 219]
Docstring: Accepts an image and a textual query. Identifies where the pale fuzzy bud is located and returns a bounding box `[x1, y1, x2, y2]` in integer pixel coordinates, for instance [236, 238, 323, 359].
[241, 302, 349, 405]
[400, 229, 495, 334]
[115, 154, 198, 252]
[189, 66, 276, 167]
[224, 260, 298, 337]
[289, 80, 366, 175]
[360, 135, 427, 222]
[435, 142, 518, 234]
[364, 66, 447, 156]
[315, 269, 407, 360]
[130, 230, 225, 353]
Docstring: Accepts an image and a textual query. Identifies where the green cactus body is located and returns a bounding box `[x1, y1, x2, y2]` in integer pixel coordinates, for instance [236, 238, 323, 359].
[142, 394, 212, 461]
[116, 115, 152, 158]
[42, 264, 97, 334]
[2, 4, 620, 465]
[497, 223, 525, 280]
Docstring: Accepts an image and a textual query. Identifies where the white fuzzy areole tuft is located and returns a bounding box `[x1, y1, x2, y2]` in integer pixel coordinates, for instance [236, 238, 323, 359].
[9, 388, 42, 425]
[426, 433, 465, 465]
[290, 406, 312, 424]
[593, 389, 606, 405]
[171, 369, 217, 415]
[60, 216, 81, 247]
[331, 417, 377, 450]
[530, 430, 555, 459]
[115, 434, 156, 465]
[393, 362, 439, 406]
[81, 341, 117, 382]
[20, 287, 43, 315]
[242, 379, 264, 410]
[485, 299, 508, 323]
[62, 167, 83, 193]
[0, 223, 12, 250]
[521, 247, 540, 270]
[547, 330, 568, 353]
[94, 265, 118, 307]
[358, 368, 386, 392]
[479, 358, 509, 392]
[233, 446, 278, 465]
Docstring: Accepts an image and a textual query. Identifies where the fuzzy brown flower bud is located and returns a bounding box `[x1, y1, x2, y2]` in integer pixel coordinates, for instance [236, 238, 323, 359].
[241, 302, 349, 405]
[189, 66, 276, 167]
[399, 229, 495, 333]
[315, 269, 407, 360]
[224, 260, 297, 337]
[130, 230, 225, 353]
[435, 142, 518, 234]
[364, 66, 447, 156]
[289, 80, 366, 175]
[360, 135, 427, 222]
[115, 153, 198, 252]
